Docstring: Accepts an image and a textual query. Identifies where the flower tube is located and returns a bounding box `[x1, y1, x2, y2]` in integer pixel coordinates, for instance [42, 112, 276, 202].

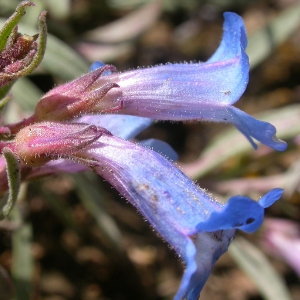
[72, 131, 283, 300]
[10, 122, 283, 299]
[22, 12, 286, 151]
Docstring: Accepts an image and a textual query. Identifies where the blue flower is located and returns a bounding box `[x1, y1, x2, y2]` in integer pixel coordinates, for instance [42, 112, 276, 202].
[11, 117, 284, 300]
[107, 12, 286, 151]
[71, 131, 283, 300]
[4, 10, 287, 300]
[30, 13, 286, 151]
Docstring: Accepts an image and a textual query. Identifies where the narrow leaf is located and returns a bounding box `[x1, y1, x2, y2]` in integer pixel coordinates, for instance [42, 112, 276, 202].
[11, 77, 42, 112]
[248, 2, 300, 68]
[83, 1, 162, 43]
[73, 173, 122, 250]
[0, 94, 12, 112]
[0, 148, 20, 219]
[11, 208, 33, 300]
[229, 237, 292, 300]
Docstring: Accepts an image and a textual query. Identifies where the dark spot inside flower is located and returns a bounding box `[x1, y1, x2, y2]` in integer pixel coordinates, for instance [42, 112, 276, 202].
[213, 230, 223, 241]
[233, 222, 243, 227]
[151, 195, 158, 202]
[246, 217, 254, 224]
[189, 234, 198, 242]
[233, 218, 255, 227]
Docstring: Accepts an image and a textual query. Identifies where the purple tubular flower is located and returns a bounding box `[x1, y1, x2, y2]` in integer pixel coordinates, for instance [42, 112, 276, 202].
[90, 13, 285, 151]
[10, 121, 283, 299]
[71, 132, 283, 300]
[28, 13, 287, 151]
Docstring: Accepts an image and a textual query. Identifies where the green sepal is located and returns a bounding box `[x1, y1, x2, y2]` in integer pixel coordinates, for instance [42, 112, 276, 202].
[0, 11, 48, 82]
[0, 148, 20, 220]
[0, 1, 34, 52]
[0, 84, 13, 105]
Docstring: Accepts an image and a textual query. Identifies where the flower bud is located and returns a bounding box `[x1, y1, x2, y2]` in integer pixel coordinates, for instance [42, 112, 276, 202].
[14, 122, 106, 167]
[34, 65, 122, 121]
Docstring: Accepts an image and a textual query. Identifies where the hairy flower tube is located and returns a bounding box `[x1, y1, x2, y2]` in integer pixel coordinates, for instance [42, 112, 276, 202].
[8, 121, 284, 300]
[11, 122, 107, 167]
[23, 12, 287, 151]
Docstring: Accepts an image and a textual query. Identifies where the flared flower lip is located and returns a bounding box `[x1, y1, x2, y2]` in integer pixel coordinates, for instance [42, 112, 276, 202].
[72, 132, 284, 300]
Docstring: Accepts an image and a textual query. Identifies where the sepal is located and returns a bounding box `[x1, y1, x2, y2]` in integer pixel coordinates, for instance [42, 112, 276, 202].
[13, 122, 108, 167]
[34, 65, 122, 122]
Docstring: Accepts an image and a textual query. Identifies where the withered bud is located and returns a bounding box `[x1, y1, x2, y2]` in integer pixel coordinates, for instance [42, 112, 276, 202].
[0, 1, 47, 95]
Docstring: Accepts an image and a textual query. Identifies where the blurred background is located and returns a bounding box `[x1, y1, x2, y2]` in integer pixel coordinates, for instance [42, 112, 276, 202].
[0, 0, 300, 299]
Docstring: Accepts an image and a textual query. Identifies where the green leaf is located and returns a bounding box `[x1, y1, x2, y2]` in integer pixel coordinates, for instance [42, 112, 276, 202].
[0, 94, 12, 112]
[0, 82, 14, 100]
[83, 1, 162, 43]
[229, 237, 292, 300]
[0, 11, 47, 88]
[11, 208, 33, 300]
[11, 77, 42, 112]
[13, 11, 48, 77]
[73, 173, 122, 250]
[248, 2, 300, 69]
[43, 33, 89, 80]
[0, 148, 20, 220]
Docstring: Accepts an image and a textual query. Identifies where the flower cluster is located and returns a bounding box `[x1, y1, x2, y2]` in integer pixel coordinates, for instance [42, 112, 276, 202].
[0, 4, 287, 300]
